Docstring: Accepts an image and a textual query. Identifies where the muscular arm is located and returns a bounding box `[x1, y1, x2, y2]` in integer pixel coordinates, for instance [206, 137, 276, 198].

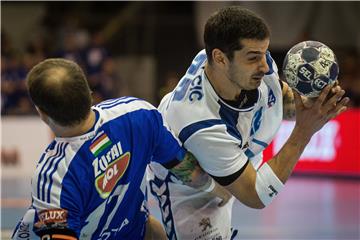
[169, 151, 209, 188]
[168, 151, 231, 205]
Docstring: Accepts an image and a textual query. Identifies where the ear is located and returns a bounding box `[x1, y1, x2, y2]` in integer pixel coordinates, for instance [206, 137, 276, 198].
[212, 49, 228, 68]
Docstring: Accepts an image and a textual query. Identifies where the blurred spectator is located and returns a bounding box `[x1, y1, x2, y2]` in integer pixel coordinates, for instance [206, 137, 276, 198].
[83, 31, 109, 76]
[53, 31, 85, 67]
[88, 57, 123, 104]
[339, 51, 360, 108]
[1, 30, 49, 115]
[1, 53, 34, 115]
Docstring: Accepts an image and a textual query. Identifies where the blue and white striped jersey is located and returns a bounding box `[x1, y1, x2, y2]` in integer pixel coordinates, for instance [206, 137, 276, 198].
[158, 50, 283, 177]
[13, 97, 183, 240]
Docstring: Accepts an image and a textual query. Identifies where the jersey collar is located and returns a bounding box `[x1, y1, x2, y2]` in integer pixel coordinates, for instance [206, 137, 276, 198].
[55, 108, 104, 143]
[203, 70, 261, 112]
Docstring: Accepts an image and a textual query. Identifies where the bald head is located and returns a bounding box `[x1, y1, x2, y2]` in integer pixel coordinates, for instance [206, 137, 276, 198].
[27, 58, 92, 126]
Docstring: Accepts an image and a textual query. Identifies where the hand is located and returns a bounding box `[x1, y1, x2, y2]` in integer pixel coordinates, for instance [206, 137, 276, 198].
[293, 83, 349, 138]
[301, 80, 341, 108]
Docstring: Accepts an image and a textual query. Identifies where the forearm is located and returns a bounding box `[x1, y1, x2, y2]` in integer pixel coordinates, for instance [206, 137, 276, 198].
[225, 126, 311, 209]
[169, 151, 204, 187]
[267, 125, 311, 183]
[169, 151, 211, 188]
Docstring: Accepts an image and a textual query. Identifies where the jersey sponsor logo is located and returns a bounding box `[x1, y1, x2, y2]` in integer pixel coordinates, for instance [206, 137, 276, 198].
[94, 151, 130, 199]
[195, 217, 222, 240]
[199, 217, 212, 232]
[34, 209, 68, 229]
[92, 142, 124, 177]
[90, 132, 112, 156]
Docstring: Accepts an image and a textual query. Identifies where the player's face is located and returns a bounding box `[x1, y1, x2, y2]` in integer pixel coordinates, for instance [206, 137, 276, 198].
[227, 38, 270, 90]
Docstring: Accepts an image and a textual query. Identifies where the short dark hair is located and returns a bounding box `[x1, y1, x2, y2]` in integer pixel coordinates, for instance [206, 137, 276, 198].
[26, 58, 92, 126]
[204, 6, 270, 63]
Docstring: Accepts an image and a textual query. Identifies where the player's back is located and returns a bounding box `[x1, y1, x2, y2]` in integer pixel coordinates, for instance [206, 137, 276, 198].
[13, 97, 181, 240]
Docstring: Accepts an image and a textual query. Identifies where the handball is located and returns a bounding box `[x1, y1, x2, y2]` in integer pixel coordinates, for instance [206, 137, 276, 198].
[282, 41, 339, 97]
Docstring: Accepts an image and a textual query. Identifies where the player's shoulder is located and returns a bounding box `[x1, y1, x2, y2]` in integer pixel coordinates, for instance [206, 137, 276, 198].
[159, 88, 217, 132]
[95, 96, 156, 112]
[94, 96, 158, 122]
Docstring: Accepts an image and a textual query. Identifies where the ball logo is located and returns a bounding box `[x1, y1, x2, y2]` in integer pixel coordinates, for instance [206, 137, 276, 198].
[313, 78, 327, 90]
[299, 66, 312, 81]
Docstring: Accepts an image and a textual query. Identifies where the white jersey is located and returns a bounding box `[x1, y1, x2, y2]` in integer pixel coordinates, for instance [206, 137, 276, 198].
[161, 49, 282, 176]
[148, 49, 283, 240]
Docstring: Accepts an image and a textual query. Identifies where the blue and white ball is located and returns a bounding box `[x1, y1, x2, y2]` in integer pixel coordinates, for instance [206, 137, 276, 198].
[282, 41, 339, 97]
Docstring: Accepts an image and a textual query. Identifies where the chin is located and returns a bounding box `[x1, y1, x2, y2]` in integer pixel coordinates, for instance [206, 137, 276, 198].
[245, 83, 260, 90]
[252, 79, 262, 88]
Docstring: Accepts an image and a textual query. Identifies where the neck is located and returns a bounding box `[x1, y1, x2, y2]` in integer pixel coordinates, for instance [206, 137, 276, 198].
[50, 110, 96, 138]
[204, 62, 241, 101]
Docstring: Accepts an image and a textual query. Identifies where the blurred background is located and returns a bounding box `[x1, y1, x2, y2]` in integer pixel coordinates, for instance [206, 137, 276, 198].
[1, 2, 359, 239]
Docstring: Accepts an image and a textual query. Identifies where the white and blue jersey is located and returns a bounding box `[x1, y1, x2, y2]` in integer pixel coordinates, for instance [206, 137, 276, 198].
[148, 50, 283, 239]
[12, 97, 183, 240]
[159, 49, 282, 177]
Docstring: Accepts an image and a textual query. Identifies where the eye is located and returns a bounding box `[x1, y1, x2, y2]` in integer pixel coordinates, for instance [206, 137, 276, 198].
[248, 56, 260, 61]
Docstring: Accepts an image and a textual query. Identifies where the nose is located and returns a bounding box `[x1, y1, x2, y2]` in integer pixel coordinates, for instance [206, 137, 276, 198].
[259, 55, 269, 74]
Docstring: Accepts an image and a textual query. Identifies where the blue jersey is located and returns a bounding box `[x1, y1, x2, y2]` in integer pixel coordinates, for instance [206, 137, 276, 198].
[13, 97, 183, 240]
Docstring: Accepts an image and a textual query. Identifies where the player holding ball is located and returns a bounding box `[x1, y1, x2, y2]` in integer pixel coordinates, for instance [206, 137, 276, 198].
[148, 6, 349, 240]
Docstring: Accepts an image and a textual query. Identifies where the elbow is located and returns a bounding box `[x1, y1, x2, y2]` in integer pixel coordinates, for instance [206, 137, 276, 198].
[254, 204, 266, 210]
[249, 202, 266, 210]
[236, 197, 265, 209]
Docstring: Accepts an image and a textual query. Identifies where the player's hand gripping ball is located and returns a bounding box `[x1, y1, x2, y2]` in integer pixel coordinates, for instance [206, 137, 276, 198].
[282, 41, 339, 97]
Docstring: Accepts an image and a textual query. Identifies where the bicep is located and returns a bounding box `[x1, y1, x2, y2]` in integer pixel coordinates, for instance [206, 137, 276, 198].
[182, 126, 264, 207]
[184, 127, 247, 177]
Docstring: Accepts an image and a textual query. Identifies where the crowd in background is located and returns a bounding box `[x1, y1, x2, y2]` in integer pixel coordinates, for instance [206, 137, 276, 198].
[1, 16, 121, 115]
[2, 2, 360, 116]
